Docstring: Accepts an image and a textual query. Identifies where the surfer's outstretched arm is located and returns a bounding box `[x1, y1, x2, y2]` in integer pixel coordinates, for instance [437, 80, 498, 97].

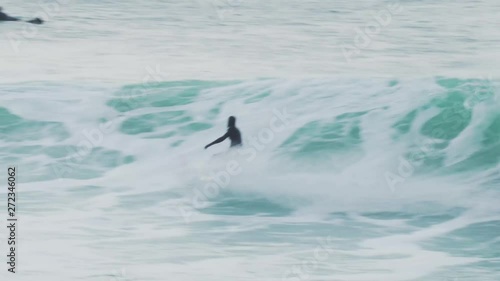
[204, 132, 229, 149]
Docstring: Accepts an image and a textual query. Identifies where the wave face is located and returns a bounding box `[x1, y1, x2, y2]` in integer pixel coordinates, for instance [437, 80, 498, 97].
[1, 77, 499, 281]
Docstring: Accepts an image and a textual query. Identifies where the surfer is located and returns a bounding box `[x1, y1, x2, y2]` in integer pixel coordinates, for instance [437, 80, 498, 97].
[204, 116, 242, 149]
[0, 7, 43, 24]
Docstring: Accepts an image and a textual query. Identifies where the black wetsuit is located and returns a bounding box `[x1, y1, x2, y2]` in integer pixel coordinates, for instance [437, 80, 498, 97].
[205, 124, 242, 149]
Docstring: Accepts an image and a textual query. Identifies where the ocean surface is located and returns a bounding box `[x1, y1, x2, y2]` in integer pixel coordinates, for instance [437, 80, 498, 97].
[1, 1, 500, 281]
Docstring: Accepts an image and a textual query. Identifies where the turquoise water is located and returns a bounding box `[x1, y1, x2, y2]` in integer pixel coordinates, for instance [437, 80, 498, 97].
[1, 1, 500, 281]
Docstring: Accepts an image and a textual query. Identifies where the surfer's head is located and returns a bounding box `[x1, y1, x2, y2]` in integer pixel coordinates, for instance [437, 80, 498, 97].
[228, 116, 236, 128]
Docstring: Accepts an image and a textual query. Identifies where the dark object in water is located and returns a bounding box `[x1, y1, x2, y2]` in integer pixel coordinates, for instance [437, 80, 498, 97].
[26, 17, 43, 25]
[204, 116, 243, 149]
[0, 7, 44, 24]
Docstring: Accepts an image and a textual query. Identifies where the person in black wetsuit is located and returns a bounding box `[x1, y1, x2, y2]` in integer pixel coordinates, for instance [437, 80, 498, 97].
[204, 116, 242, 149]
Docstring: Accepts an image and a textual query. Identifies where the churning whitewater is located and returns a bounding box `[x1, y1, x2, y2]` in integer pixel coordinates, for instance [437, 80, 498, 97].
[1, 0, 499, 280]
[1, 77, 499, 280]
